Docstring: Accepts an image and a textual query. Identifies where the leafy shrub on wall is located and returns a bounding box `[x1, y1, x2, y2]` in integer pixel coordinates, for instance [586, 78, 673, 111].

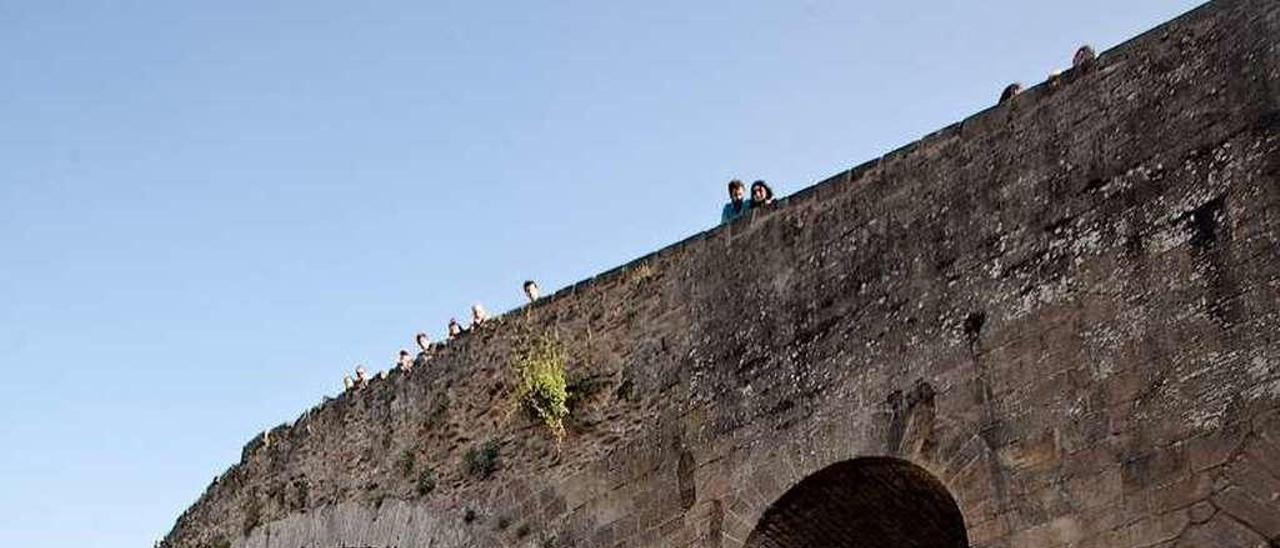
[511, 335, 570, 438]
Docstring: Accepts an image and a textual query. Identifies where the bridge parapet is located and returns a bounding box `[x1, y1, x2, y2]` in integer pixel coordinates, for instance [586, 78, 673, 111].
[165, 0, 1280, 545]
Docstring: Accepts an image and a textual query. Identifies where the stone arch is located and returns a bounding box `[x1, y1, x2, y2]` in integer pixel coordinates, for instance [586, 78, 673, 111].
[744, 457, 968, 548]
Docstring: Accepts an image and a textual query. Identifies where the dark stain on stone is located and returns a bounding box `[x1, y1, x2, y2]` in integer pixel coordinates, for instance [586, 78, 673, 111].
[886, 380, 938, 457]
[1077, 177, 1107, 195]
[1180, 195, 1227, 251]
[963, 312, 986, 344]
[678, 447, 697, 511]
[886, 390, 907, 454]
[1177, 194, 1243, 328]
[1121, 451, 1154, 490]
[1123, 231, 1146, 257]
[705, 499, 724, 547]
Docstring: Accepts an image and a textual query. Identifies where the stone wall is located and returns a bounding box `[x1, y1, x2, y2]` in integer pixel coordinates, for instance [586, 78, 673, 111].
[163, 0, 1280, 545]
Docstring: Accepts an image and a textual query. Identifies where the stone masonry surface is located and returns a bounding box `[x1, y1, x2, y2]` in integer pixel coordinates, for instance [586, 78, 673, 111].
[163, 0, 1280, 545]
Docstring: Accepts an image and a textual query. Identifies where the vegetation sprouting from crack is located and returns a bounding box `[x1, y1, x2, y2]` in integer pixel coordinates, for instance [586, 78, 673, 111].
[511, 335, 571, 439]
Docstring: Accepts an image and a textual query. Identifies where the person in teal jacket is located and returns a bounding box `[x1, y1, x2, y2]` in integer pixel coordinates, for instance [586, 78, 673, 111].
[721, 179, 749, 223]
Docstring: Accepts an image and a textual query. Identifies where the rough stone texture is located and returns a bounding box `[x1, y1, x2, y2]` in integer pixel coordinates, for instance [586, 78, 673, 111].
[163, 0, 1280, 546]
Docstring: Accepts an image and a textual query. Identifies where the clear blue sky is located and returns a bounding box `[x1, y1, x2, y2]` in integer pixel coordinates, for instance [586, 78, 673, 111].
[0, 1, 1201, 545]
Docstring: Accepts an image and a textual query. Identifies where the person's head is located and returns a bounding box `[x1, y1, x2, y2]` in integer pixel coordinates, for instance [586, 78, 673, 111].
[999, 83, 1023, 104]
[398, 349, 410, 362]
[1073, 45, 1097, 69]
[523, 280, 540, 302]
[355, 365, 367, 381]
[448, 318, 462, 336]
[471, 303, 488, 322]
[727, 179, 746, 204]
[343, 375, 354, 389]
[750, 180, 774, 205]
[415, 332, 430, 351]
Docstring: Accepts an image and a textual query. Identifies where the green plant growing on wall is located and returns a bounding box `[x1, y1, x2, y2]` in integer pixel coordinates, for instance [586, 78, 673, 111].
[416, 466, 437, 496]
[397, 449, 416, 477]
[512, 335, 571, 438]
[464, 440, 500, 479]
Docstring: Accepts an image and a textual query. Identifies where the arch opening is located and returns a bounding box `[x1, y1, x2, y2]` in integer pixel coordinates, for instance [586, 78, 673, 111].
[745, 457, 968, 548]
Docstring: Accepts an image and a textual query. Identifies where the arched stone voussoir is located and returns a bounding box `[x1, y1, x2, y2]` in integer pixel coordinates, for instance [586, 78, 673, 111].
[741, 456, 970, 548]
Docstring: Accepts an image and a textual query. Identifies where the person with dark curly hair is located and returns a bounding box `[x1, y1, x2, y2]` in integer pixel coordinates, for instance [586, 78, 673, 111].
[750, 180, 775, 208]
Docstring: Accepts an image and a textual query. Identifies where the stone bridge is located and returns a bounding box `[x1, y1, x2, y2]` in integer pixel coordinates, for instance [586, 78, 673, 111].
[164, 0, 1280, 545]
